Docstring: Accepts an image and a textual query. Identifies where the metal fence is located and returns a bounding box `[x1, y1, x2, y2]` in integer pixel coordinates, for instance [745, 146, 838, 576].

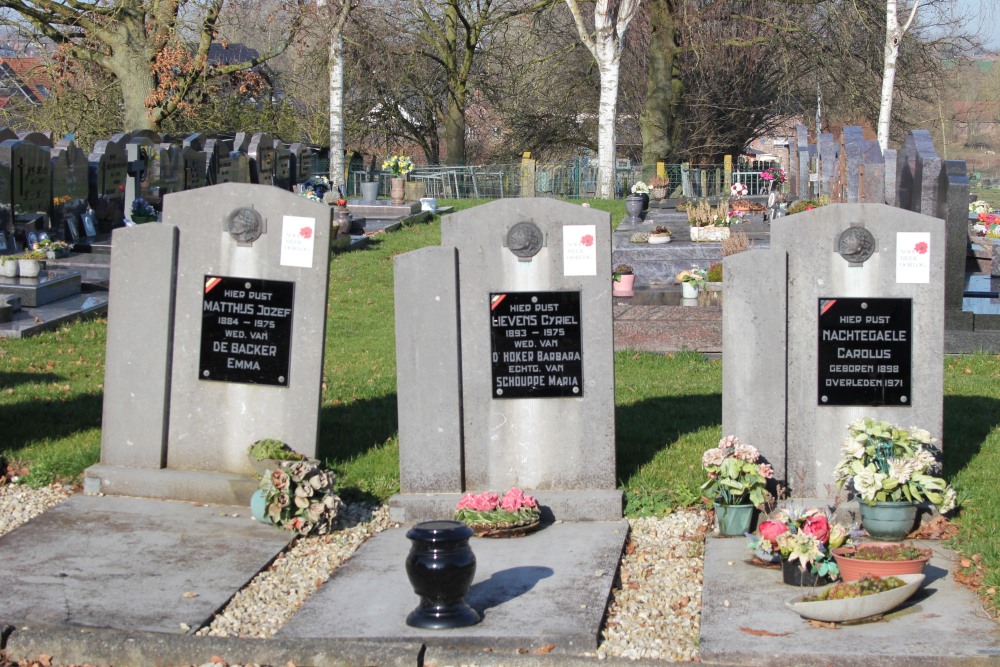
[320, 158, 777, 200]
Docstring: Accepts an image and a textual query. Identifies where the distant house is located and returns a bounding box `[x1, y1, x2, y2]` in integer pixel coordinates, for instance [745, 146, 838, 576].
[0, 57, 49, 109]
[207, 42, 260, 66]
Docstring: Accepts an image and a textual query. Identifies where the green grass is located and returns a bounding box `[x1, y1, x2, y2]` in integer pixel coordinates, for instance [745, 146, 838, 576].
[0, 196, 998, 612]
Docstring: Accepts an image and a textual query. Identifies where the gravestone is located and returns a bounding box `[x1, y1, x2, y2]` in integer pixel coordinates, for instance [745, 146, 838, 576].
[85, 183, 333, 504]
[230, 151, 251, 184]
[723, 203, 945, 498]
[289, 143, 313, 187]
[1, 139, 52, 240]
[272, 141, 292, 191]
[149, 143, 184, 204]
[390, 198, 620, 522]
[898, 130, 940, 216]
[860, 139, 885, 204]
[50, 140, 90, 241]
[182, 145, 208, 191]
[88, 139, 127, 231]
[124, 136, 157, 214]
[247, 133, 275, 185]
[816, 133, 837, 197]
[795, 124, 810, 198]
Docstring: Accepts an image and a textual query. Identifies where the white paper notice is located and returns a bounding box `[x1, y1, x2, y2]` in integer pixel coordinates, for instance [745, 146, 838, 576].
[280, 215, 316, 268]
[563, 224, 597, 276]
[896, 232, 931, 284]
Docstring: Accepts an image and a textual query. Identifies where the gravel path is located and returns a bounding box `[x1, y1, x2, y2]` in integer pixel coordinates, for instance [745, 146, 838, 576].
[0, 484, 709, 663]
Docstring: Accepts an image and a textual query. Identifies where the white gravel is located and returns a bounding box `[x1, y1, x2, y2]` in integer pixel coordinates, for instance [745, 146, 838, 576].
[1, 484, 709, 661]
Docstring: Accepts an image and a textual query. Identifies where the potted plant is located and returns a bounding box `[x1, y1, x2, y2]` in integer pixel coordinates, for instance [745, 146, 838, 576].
[648, 175, 669, 200]
[730, 181, 748, 199]
[833, 417, 957, 540]
[748, 506, 853, 585]
[701, 435, 773, 536]
[648, 226, 672, 244]
[832, 541, 932, 582]
[247, 438, 308, 478]
[705, 262, 723, 291]
[254, 456, 343, 536]
[630, 180, 650, 211]
[687, 200, 731, 242]
[454, 487, 542, 537]
[676, 268, 706, 299]
[33, 238, 71, 259]
[612, 264, 635, 297]
[17, 250, 45, 278]
[760, 166, 786, 192]
[786, 573, 924, 622]
[129, 197, 157, 223]
[0, 254, 18, 278]
[382, 154, 415, 205]
[299, 175, 334, 203]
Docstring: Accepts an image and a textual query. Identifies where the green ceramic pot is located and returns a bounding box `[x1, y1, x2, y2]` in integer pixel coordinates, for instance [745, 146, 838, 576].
[859, 501, 918, 541]
[714, 502, 754, 536]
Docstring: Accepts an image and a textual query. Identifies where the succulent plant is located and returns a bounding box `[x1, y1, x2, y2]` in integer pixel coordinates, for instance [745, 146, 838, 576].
[629, 232, 649, 243]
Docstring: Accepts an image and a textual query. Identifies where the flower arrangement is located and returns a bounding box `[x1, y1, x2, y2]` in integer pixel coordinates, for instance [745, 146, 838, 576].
[833, 418, 957, 513]
[730, 181, 748, 198]
[612, 264, 633, 282]
[970, 199, 992, 215]
[727, 210, 746, 225]
[839, 542, 931, 562]
[32, 239, 70, 252]
[650, 225, 672, 236]
[299, 176, 333, 203]
[749, 506, 854, 578]
[700, 435, 773, 507]
[760, 166, 786, 186]
[676, 268, 707, 288]
[455, 487, 541, 532]
[802, 575, 905, 602]
[131, 198, 156, 219]
[631, 181, 650, 195]
[687, 200, 730, 227]
[257, 458, 343, 535]
[648, 175, 669, 188]
[382, 155, 415, 178]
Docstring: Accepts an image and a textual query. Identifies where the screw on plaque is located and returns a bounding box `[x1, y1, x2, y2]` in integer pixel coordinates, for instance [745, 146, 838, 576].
[505, 221, 544, 261]
[225, 207, 265, 245]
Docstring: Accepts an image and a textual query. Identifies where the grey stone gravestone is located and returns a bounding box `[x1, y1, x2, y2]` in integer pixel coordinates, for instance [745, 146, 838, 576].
[86, 183, 333, 504]
[390, 198, 620, 523]
[272, 140, 291, 191]
[248, 133, 275, 185]
[1, 139, 52, 239]
[796, 124, 810, 198]
[860, 139, 885, 204]
[839, 127, 865, 203]
[149, 143, 184, 204]
[182, 145, 208, 191]
[50, 140, 90, 240]
[124, 136, 157, 215]
[817, 133, 837, 197]
[17, 131, 52, 147]
[204, 138, 234, 185]
[787, 132, 800, 197]
[0, 140, 10, 239]
[938, 161, 972, 322]
[723, 203, 944, 498]
[0, 127, 17, 143]
[883, 148, 899, 208]
[289, 143, 313, 187]
[230, 151, 251, 184]
[88, 139, 127, 230]
[898, 130, 941, 216]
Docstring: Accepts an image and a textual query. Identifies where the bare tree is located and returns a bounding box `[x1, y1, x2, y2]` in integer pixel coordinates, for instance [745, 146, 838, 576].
[564, 0, 642, 198]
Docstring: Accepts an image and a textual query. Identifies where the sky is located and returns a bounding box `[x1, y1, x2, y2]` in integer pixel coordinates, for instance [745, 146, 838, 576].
[953, 0, 999, 51]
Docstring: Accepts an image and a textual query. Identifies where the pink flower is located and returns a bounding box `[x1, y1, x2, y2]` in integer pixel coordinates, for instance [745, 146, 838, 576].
[759, 463, 774, 479]
[581, 234, 594, 247]
[500, 487, 537, 512]
[914, 242, 928, 254]
[801, 515, 830, 544]
[300, 226, 313, 239]
[758, 520, 787, 543]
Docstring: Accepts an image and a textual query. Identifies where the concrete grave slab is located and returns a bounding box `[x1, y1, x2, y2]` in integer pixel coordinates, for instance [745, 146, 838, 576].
[278, 520, 628, 652]
[0, 494, 292, 634]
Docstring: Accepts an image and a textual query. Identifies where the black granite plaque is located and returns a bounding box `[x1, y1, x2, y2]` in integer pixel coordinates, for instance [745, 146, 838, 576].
[818, 297, 911, 406]
[490, 291, 583, 398]
[199, 275, 294, 386]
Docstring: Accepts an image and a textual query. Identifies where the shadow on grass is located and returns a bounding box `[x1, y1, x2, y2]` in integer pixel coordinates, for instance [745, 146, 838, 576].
[615, 392, 722, 483]
[0, 372, 63, 390]
[317, 394, 398, 465]
[0, 392, 103, 453]
[943, 395, 1000, 475]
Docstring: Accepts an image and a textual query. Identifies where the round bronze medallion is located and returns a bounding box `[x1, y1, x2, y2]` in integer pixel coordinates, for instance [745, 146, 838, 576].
[227, 207, 263, 244]
[506, 221, 543, 258]
[837, 227, 876, 265]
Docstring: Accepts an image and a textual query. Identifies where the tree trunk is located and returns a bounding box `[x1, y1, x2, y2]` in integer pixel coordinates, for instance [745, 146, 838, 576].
[115, 55, 157, 131]
[877, 0, 920, 151]
[329, 32, 346, 185]
[444, 94, 467, 166]
[640, 0, 681, 176]
[595, 44, 621, 200]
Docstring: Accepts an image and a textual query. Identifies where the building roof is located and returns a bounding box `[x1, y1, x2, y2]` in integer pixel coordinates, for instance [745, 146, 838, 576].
[207, 42, 261, 66]
[0, 57, 50, 106]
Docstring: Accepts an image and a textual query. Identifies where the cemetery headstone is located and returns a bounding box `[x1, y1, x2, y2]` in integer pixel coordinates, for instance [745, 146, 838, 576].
[86, 183, 333, 504]
[289, 143, 313, 187]
[204, 138, 234, 185]
[390, 198, 620, 523]
[723, 203, 945, 498]
[149, 143, 184, 204]
[1, 139, 52, 240]
[272, 141, 291, 191]
[248, 133, 275, 185]
[88, 139, 127, 231]
[124, 136, 157, 215]
[50, 140, 90, 240]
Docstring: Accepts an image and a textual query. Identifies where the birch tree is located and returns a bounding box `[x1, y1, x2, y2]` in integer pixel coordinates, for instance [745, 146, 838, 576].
[319, 0, 355, 186]
[565, 0, 641, 199]
[877, 0, 921, 150]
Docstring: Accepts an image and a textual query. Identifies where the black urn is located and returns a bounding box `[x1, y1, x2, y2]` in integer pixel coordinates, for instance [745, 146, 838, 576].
[405, 520, 481, 629]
